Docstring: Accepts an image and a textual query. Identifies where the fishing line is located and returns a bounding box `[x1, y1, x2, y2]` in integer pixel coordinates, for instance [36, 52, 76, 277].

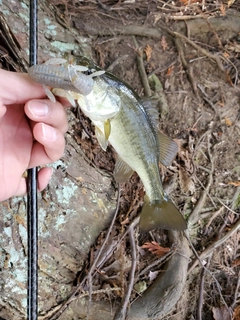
[27, 0, 38, 319]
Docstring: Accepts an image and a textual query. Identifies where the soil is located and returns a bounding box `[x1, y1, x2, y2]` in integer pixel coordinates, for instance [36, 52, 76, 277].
[0, 0, 240, 319]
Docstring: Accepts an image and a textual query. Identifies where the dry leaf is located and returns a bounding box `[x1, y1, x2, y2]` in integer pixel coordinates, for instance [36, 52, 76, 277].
[141, 241, 170, 257]
[225, 117, 232, 126]
[212, 306, 231, 320]
[233, 305, 240, 320]
[166, 65, 174, 77]
[179, 167, 195, 194]
[217, 101, 225, 107]
[160, 36, 168, 51]
[144, 45, 152, 62]
[220, 3, 226, 15]
[228, 0, 236, 8]
[232, 258, 240, 267]
[179, 0, 198, 4]
[223, 52, 230, 58]
[228, 181, 240, 187]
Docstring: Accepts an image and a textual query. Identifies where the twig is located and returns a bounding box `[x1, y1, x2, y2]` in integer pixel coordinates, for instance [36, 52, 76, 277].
[224, 56, 239, 86]
[169, 15, 206, 20]
[197, 84, 218, 114]
[159, 24, 225, 72]
[185, 232, 231, 315]
[188, 218, 240, 273]
[230, 270, 240, 310]
[197, 256, 212, 320]
[149, 59, 177, 76]
[188, 134, 215, 227]
[174, 37, 198, 96]
[48, 184, 121, 320]
[204, 206, 224, 231]
[97, 0, 111, 11]
[216, 196, 240, 216]
[138, 250, 174, 278]
[114, 225, 137, 320]
[206, 20, 223, 49]
[132, 36, 152, 97]
[107, 54, 129, 72]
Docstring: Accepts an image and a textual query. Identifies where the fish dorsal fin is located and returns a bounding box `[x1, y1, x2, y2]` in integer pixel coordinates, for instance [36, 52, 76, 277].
[141, 98, 159, 133]
[114, 156, 134, 183]
[142, 99, 178, 166]
[158, 132, 178, 166]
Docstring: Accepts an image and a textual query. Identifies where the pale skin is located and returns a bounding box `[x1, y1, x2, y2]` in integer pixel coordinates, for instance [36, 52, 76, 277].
[0, 69, 69, 201]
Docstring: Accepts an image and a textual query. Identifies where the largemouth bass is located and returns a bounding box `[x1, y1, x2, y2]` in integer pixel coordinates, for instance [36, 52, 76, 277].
[28, 57, 187, 232]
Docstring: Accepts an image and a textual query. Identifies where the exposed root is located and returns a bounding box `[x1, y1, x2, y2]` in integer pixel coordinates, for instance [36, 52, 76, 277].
[128, 231, 190, 319]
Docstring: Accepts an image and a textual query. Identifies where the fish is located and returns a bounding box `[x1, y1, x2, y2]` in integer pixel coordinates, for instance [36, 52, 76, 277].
[28, 56, 187, 232]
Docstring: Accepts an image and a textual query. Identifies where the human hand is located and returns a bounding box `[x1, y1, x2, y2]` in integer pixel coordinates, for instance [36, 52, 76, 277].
[0, 69, 68, 201]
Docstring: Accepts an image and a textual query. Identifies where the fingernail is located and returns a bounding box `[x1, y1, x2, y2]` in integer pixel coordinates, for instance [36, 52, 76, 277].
[42, 124, 57, 141]
[29, 101, 50, 117]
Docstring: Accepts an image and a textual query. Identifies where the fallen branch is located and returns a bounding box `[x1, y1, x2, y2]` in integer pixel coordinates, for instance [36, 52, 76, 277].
[174, 37, 198, 96]
[132, 36, 152, 97]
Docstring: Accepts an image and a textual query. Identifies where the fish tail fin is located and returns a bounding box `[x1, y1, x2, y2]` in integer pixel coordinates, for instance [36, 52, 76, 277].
[139, 198, 187, 233]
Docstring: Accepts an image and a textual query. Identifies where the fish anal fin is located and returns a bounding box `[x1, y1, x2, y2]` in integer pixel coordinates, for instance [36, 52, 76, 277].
[114, 156, 134, 183]
[158, 132, 178, 167]
[139, 198, 187, 233]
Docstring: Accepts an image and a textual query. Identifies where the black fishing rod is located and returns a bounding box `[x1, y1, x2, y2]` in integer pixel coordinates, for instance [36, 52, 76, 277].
[27, 0, 38, 319]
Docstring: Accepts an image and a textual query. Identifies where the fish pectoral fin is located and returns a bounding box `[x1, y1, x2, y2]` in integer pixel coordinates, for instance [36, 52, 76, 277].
[158, 132, 178, 167]
[139, 198, 187, 233]
[44, 85, 56, 102]
[95, 126, 108, 151]
[114, 156, 134, 183]
[51, 88, 79, 107]
[104, 119, 111, 141]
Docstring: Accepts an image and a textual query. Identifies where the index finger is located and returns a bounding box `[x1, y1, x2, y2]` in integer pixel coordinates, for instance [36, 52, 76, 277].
[0, 69, 46, 105]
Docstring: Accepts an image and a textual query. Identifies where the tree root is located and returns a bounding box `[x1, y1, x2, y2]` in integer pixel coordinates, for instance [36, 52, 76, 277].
[128, 231, 190, 319]
[80, 10, 240, 46]
[49, 230, 190, 320]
